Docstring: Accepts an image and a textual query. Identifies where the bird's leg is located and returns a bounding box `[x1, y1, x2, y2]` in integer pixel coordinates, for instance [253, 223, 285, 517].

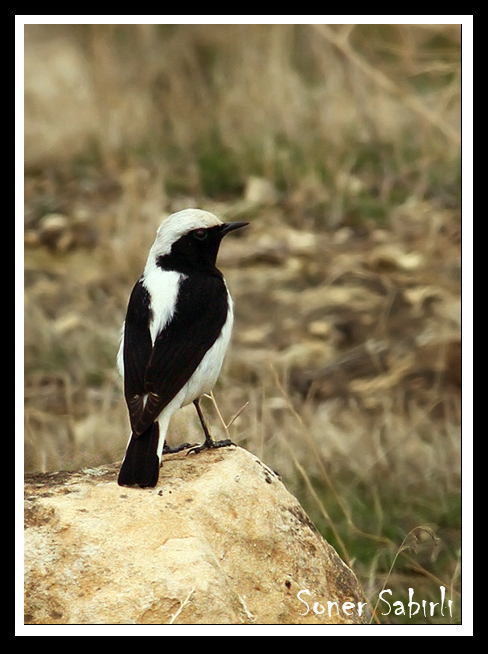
[187, 398, 235, 455]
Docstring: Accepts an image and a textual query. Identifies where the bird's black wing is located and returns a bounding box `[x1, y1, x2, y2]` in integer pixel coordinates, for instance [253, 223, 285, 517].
[126, 272, 229, 436]
[122, 280, 154, 431]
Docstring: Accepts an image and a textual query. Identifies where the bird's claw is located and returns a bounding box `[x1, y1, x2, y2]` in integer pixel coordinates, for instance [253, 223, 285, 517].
[163, 442, 199, 455]
[186, 438, 235, 456]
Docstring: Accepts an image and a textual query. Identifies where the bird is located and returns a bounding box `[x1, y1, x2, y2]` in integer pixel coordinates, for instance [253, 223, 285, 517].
[117, 208, 248, 488]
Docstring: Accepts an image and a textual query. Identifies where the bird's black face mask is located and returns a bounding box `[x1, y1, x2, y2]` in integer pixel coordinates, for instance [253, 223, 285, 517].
[158, 221, 248, 273]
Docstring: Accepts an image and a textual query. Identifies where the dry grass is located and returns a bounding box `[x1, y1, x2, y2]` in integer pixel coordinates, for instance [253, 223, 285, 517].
[23, 23, 462, 625]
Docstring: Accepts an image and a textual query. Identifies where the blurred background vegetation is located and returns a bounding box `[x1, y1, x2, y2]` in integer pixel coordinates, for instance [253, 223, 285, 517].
[24, 23, 462, 624]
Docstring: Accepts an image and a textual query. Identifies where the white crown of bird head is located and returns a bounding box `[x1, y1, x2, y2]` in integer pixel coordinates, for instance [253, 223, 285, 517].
[146, 208, 223, 268]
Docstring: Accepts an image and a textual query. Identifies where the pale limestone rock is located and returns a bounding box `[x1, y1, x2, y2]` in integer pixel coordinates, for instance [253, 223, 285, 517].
[24, 447, 366, 625]
[244, 176, 280, 206]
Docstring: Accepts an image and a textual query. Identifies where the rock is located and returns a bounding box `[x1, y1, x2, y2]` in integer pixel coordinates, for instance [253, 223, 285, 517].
[24, 447, 366, 625]
[307, 320, 333, 338]
[367, 244, 424, 272]
[238, 325, 274, 346]
[35, 213, 98, 252]
[244, 176, 280, 206]
[38, 213, 70, 250]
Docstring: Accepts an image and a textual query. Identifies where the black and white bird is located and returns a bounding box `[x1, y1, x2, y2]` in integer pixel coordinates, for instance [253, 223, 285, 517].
[117, 208, 248, 487]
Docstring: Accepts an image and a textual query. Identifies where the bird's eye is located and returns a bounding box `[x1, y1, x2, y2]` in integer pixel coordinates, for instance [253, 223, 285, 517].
[193, 229, 207, 240]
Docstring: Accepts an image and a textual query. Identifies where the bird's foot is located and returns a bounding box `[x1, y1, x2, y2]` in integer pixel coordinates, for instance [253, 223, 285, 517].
[163, 442, 199, 455]
[186, 438, 235, 456]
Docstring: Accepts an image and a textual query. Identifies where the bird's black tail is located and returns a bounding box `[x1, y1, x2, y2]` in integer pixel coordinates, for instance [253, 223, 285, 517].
[118, 423, 161, 488]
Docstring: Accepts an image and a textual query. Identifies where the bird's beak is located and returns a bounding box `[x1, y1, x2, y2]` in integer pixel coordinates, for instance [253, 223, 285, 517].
[219, 221, 249, 236]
